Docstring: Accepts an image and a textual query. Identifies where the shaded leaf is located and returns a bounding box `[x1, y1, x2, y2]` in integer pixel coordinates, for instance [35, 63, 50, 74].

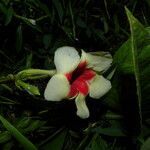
[16, 118, 31, 129]
[0, 2, 7, 15]
[125, 7, 142, 128]
[113, 7, 150, 128]
[23, 120, 46, 133]
[141, 137, 150, 150]
[26, 53, 33, 68]
[0, 131, 11, 143]
[76, 135, 92, 150]
[43, 34, 52, 49]
[2, 141, 13, 150]
[5, 7, 13, 25]
[91, 126, 126, 137]
[86, 134, 108, 150]
[77, 17, 87, 28]
[104, 72, 121, 110]
[0, 115, 37, 150]
[52, 0, 64, 23]
[40, 129, 67, 150]
[15, 15, 41, 32]
[30, 0, 51, 16]
[113, 38, 134, 74]
[16, 25, 23, 53]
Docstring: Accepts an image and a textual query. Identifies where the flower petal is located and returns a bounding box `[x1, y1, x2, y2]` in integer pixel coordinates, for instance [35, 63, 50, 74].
[75, 93, 89, 119]
[44, 74, 70, 101]
[89, 75, 111, 99]
[81, 50, 112, 72]
[54, 46, 80, 73]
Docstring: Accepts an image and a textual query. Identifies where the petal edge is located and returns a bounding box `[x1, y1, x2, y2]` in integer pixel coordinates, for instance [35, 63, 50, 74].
[75, 93, 89, 119]
[81, 50, 112, 72]
[54, 46, 80, 73]
[89, 75, 111, 99]
[44, 74, 70, 101]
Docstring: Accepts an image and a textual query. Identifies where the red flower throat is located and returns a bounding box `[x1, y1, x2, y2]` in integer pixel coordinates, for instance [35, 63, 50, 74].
[65, 61, 96, 98]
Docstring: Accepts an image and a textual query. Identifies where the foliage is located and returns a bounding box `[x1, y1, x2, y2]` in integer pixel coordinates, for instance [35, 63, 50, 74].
[0, 0, 150, 149]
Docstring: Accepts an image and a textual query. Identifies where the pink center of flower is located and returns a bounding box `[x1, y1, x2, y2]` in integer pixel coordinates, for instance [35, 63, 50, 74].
[65, 61, 96, 98]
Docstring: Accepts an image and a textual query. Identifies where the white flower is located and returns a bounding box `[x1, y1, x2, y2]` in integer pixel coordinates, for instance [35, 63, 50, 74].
[44, 46, 112, 119]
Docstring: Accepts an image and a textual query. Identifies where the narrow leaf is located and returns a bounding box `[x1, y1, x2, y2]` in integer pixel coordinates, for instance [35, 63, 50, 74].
[52, 0, 64, 23]
[0, 115, 37, 150]
[15, 80, 40, 95]
[5, 7, 13, 25]
[92, 126, 126, 137]
[125, 7, 142, 128]
[43, 34, 52, 49]
[16, 25, 23, 52]
[0, 3, 7, 15]
[0, 131, 11, 143]
[86, 134, 108, 150]
[26, 53, 33, 68]
[40, 129, 67, 150]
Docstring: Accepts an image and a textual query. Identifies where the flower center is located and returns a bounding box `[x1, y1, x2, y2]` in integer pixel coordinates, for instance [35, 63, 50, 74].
[65, 61, 96, 98]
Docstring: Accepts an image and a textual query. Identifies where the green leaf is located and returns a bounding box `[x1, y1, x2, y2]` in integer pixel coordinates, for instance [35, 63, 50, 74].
[113, 18, 149, 74]
[89, 113, 126, 137]
[0, 115, 37, 150]
[40, 129, 67, 150]
[3, 141, 13, 150]
[0, 95, 19, 105]
[16, 25, 23, 53]
[16, 118, 31, 129]
[113, 7, 150, 130]
[1, 0, 10, 5]
[5, 7, 13, 25]
[104, 72, 121, 111]
[125, 7, 144, 129]
[86, 134, 108, 150]
[113, 14, 120, 33]
[0, 2, 7, 15]
[69, 1, 76, 39]
[113, 39, 134, 74]
[145, 0, 150, 7]
[76, 135, 92, 150]
[26, 53, 33, 68]
[103, 17, 109, 33]
[91, 121, 126, 137]
[23, 120, 46, 133]
[15, 118, 46, 134]
[0, 131, 11, 143]
[52, 0, 64, 23]
[43, 34, 52, 49]
[92, 127, 126, 137]
[141, 137, 150, 150]
[30, 0, 51, 16]
[15, 80, 40, 95]
[76, 17, 87, 28]
[14, 15, 41, 32]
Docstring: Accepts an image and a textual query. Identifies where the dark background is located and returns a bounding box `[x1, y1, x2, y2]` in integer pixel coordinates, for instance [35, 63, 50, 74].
[0, 0, 150, 149]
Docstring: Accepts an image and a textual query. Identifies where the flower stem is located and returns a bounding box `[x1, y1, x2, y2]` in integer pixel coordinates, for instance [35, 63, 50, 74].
[16, 69, 56, 79]
[0, 69, 56, 84]
[0, 74, 14, 84]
